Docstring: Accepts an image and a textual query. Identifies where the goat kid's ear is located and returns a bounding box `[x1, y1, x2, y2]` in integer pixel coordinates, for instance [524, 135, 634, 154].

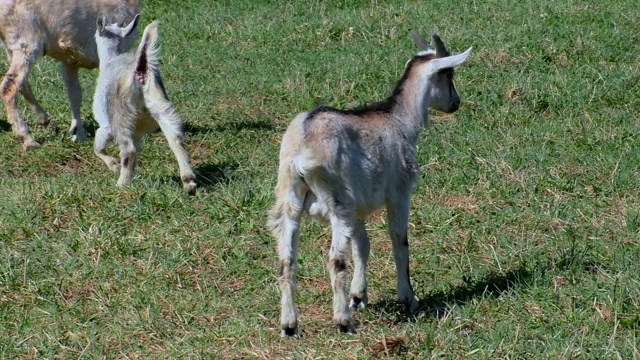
[96, 15, 106, 32]
[430, 47, 473, 72]
[411, 31, 429, 51]
[431, 34, 450, 57]
[122, 14, 140, 38]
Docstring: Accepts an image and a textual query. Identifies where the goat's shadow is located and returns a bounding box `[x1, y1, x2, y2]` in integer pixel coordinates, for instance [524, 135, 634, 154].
[173, 161, 238, 190]
[212, 119, 275, 132]
[368, 265, 532, 323]
[183, 119, 275, 136]
[0, 119, 11, 132]
[183, 122, 213, 136]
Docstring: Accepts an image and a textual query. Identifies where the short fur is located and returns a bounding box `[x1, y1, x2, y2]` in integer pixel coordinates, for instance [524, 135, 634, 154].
[0, 0, 141, 149]
[268, 32, 472, 336]
[93, 16, 196, 194]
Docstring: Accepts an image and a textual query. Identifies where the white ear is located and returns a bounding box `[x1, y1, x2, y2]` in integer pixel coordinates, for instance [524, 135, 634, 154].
[121, 14, 140, 38]
[431, 47, 472, 72]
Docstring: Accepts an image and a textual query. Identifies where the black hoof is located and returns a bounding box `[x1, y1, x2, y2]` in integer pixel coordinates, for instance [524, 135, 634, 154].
[338, 324, 355, 334]
[282, 327, 298, 338]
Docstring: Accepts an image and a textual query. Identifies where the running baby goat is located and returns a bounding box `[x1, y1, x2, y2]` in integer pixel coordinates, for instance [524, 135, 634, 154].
[268, 32, 472, 336]
[93, 15, 196, 194]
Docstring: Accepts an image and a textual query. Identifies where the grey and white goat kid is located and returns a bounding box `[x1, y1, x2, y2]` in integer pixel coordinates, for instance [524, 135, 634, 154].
[93, 15, 196, 194]
[0, 0, 141, 150]
[268, 32, 472, 336]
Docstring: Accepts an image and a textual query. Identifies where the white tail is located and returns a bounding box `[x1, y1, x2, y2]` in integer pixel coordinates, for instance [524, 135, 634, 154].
[134, 21, 161, 88]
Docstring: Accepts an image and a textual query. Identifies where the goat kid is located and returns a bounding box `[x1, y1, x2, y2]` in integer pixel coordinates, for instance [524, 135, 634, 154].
[93, 15, 196, 194]
[268, 32, 471, 336]
[0, 0, 141, 150]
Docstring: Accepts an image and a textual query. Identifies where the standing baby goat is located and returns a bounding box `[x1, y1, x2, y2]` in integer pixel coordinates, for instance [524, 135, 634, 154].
[93, 15, 196, 194]
[268, 32, 471, 336]
[0, 0, 141, 150]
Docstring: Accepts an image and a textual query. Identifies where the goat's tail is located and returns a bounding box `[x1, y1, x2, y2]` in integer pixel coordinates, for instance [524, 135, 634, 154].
[133, 21, 162, 91]
[267, 157, 306, 241]
[267, 117, 314, 240]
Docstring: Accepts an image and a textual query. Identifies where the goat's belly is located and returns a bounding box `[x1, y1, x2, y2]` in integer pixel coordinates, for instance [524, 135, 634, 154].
[134, 114, 160, 138]
[304, 193, 329, 222]
[303, 191, 383, 222]
[354, 191, 385, 218]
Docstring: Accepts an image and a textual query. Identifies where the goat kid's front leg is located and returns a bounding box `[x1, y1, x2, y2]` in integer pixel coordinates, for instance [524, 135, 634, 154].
[349, 219, 370, 311]
[1, 51, 40, 149]
[386, 199, 420, 314]
[60, 63, 87, 142]
[147, 95, 196, 195]
[94, 125, 119, 172]
[328, 213, 354, 333]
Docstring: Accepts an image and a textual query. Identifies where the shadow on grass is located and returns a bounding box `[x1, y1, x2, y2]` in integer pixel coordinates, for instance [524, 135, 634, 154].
[0, 119, 10, 132]
[369, 266, 532, 323]
[213, 119, 275, 132]
[174, 162, 238, 190]
[184, 119, 275, 136]
[183, 122, 212, 136]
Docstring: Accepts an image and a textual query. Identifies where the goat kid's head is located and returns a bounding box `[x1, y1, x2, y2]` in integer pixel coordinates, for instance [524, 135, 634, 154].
[95, 13, 140, 51]
[411, 32, 472, 114]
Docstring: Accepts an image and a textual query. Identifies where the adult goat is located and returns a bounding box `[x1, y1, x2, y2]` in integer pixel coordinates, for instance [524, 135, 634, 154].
[0, 0, 141, 149]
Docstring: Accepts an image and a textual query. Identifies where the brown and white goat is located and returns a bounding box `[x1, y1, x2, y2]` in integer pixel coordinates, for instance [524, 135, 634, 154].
[92, 15, 196, 194]
[268, 32, 472, 336]
[0, 0, 141, 149]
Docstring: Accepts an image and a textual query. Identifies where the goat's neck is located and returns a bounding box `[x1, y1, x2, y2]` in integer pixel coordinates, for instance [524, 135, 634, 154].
[96, 41, 119, 69]
[391, 72, 432, 144]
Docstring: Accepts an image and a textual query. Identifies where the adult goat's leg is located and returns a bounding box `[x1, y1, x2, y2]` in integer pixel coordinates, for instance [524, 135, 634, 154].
[386, 199, 420, 313]
[20, 78, 53, 129]
[1, 50, 40, 149]
[60, 63, 87, 142]
[349, 219, 370, 311]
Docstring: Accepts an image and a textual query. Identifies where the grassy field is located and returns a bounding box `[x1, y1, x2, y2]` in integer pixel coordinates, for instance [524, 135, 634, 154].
[1, 0, 639, 358]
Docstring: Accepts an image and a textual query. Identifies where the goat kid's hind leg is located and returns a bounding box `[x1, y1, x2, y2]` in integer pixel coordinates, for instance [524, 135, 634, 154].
[328, 208, 356, 333]
[386, 199, 420, 314]
[269, 185, 306, 337]
[116, 136, 140, 187]
[349, 219, 370, 311]
[60, 63, 87, 142]
[147, 96, 196, 195]
[1, 48, 40, 149]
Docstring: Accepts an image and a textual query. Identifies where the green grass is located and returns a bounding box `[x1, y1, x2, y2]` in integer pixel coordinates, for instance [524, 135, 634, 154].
[1, 0, 640, 358]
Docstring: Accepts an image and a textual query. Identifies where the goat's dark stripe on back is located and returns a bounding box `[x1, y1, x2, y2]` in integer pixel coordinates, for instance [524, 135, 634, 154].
[304, 53, 436, 119]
